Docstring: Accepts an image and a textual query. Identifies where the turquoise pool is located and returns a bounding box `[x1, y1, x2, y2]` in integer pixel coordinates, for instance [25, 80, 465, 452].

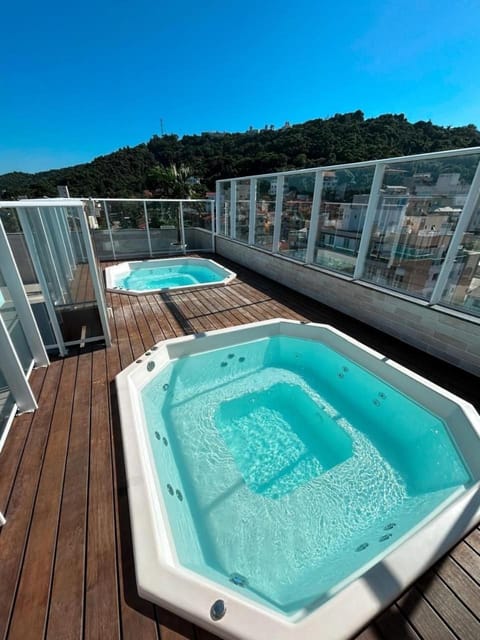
[105, 257, 236, 294]
[142, 334, 471, 615]
[118, 264, 223, 291]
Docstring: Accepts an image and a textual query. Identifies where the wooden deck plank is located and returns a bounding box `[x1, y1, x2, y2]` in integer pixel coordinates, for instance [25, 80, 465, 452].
[84, 349, 120, 640]
[69, 265, 82, 303]
[451, 542, 480, 585]
[0, 368, 46, 512]
[111, 292, 135, 370]
[0, 363, 62, 640]
[46, 352, 92, 640]
[148, 295, 183, 339]
[161, 292, 205, 335]
[6, 358, 77, 640]
[374, 605, 422, 639]
[127, 295, 156, 351]
[417, 569, 480, 638]
[435, 556, 480, 621]
[396, 587, 458, 640]
[465, 528, 480, 555]
[138, 296, 171, 343]
[155, 607, 196, 640]
[107, 301, 160, 640]
[119, 294, 146, 361]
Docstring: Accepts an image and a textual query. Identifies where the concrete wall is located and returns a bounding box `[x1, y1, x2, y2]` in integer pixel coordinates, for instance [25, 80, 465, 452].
[216, 236, 480, 377]
[185, 227, 213, 251]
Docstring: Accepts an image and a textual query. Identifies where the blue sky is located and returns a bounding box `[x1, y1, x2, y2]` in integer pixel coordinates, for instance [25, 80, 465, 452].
[1, 0, 479, 174]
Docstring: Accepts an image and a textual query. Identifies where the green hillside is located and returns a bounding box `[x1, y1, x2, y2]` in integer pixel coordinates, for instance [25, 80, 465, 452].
[1, 111, 479, 199]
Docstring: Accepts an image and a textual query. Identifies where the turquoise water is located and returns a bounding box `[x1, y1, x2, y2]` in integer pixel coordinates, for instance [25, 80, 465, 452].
[142, 336, 471, 615]
[116, 264, 224, 291]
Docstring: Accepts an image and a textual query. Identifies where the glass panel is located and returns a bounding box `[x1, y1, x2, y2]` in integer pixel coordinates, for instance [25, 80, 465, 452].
[26, 208, 67, 304]
[0, 269, 33, 373]
[255, 177, 277, 250]
[147, 201, 182, 254]
[183, 201, 213, 252]
[440, 194, 480, 316]
[235, 179, 250, 242]
[90, 201, 114, 260]
[217, 182, 231, 236]
[363, 155, 480, 298]
[106, 201, 149, 257]
[66, 207, 87, 263]
[279, 172, 315, 261]
[0, 363, 16, 443]
[19, 206, 104, 344]
[0, 208, 37, 285]
[314, 167, 375, 275]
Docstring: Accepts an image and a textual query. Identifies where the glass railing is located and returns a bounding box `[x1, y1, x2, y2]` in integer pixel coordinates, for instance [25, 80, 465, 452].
[1, 199, 111, 356]
[216, 147, 480, 319]
[280, 172, 316, 262]
[90, 198, 214, 260]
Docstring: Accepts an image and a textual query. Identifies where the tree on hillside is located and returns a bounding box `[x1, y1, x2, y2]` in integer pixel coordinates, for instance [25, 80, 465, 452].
[145, 164, 206, 198]
[1, 112, 480, 198]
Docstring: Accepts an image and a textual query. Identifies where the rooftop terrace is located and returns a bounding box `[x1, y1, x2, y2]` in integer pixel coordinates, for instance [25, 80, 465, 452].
[0, 146, 480, 639]
[1, 256, 479, 640]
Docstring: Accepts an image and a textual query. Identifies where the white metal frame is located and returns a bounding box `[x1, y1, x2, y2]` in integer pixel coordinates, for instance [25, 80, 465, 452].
[143, 201, 153, 257]
[272, 174, 284, 253]
[210, 200, 215, 253]
[178, 202, 187, 254]
[353, 163, 386, 279]
[248, 178, 257, 246]
[1, 198, 113, 354]
[305, 170, 324, 264]
[0, 314, 37, 413]
[230, 183, 237, 240]
[0, 221, 49, 367]
[76, 204, 112, 347]
[102, 200, 117, 260]
[429, 160, 480, 304]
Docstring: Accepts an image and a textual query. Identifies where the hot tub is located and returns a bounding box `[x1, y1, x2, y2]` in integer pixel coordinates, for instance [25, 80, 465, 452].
[116, 319, 480, 640]
[105, 257, 236, 294]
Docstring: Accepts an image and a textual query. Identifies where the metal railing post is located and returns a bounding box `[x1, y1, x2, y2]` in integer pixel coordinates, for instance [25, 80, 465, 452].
[144, 200, 153, 257]
[0, 221, 49, 367]
[353, 163, 386, 280]
[210, 200, 215, 252]
[305, 170, 324, 264]
[215, 186, 221, 237]
[76, 205, 112, 347]
[272, 175, 284, 253]
[179, 202, 187, 254]
[429, 159, 480, 304]
[103, 200, 116, 260]
[0, 314, 37, 413]
[248, 178, 257, 245]
[230, 182, 237, 239]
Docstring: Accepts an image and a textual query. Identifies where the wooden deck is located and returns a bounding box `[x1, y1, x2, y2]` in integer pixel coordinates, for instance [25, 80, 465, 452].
[1, 255, 480, 640]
